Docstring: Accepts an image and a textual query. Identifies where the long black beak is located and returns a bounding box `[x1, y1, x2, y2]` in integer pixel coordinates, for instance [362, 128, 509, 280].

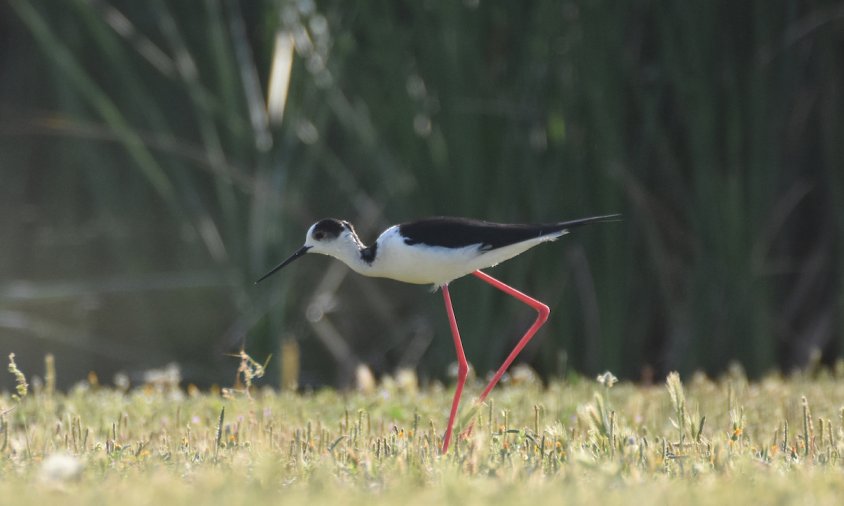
[254, 245, 311, 284]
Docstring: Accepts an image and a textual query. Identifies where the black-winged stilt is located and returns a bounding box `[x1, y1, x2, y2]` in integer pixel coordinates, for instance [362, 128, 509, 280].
[256, 214, 619, 452]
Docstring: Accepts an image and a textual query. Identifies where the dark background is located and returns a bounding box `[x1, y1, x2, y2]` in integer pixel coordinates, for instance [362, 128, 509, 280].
[2, 0, 843, 390]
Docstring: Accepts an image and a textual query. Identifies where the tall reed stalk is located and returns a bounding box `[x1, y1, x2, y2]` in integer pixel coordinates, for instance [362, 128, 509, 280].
[3, 0, 842, 387]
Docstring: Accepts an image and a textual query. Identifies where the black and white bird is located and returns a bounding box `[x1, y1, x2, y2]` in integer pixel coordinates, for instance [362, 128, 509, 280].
[256, 214, 619, 452]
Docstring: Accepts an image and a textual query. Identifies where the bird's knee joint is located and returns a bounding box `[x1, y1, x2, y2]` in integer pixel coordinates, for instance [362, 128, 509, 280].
[457, 362, 469, 379]
[536, 304, 550, 322]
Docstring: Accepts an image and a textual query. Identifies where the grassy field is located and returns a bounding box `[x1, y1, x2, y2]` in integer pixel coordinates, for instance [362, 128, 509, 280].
[2, 356, 844, 505]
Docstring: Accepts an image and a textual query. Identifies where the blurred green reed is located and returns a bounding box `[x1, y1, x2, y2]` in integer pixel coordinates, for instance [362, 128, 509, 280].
[3, 0, 842, 387]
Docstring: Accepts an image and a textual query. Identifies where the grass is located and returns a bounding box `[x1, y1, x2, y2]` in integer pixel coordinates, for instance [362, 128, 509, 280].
[2, 355, 844, 505]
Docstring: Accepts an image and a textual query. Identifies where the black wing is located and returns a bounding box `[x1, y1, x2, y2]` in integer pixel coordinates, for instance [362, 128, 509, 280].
[398, 215, 619, 250]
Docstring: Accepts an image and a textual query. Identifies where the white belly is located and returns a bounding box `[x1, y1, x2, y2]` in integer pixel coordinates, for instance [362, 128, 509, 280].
[358, 227, 565, 285]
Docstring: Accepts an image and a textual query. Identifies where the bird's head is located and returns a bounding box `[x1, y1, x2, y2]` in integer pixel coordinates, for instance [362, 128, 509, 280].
[255, 218, 358, 284]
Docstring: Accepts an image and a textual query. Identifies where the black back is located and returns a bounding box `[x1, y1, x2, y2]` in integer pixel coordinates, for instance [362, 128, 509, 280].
[398, 215, 619, 250]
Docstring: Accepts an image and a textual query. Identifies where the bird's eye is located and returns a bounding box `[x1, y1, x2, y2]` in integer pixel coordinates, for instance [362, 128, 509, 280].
[314, 231, 325, 240]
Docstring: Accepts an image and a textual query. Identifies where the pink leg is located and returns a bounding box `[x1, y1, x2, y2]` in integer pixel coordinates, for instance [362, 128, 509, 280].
[441, 283, 468, 454]
[471, 270, 550, 403]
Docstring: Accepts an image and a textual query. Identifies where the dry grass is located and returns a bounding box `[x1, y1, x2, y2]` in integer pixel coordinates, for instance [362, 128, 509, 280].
[2, 358, 844, 505]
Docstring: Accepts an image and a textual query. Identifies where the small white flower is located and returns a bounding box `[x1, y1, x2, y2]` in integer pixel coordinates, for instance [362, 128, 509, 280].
[596, 371, 618, 388]
[40, 453, 83, 483]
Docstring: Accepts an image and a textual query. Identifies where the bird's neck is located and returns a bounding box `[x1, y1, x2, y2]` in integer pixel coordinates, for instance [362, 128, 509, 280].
[330, 234, 377, 274]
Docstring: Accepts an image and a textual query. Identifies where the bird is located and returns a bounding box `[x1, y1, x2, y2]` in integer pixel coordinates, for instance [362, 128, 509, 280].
[256, 214, 620, 453]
